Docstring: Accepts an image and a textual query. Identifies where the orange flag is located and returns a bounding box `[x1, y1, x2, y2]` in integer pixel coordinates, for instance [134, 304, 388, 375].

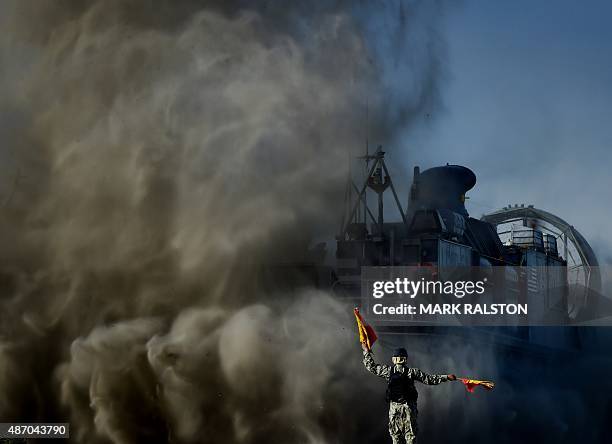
[354, 308, 377, 350]
[459, 378, 495, 392]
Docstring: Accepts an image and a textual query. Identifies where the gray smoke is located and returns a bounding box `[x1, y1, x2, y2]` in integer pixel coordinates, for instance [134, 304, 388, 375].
[0, 1, 452, 443]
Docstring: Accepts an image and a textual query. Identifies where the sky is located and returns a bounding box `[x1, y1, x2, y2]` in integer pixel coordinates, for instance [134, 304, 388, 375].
[398, 0, 612, 262]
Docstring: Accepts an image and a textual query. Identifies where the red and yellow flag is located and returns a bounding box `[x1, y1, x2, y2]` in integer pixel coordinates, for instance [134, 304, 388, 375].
[353, 308, 377, 351]
[459, 378, 495, 392]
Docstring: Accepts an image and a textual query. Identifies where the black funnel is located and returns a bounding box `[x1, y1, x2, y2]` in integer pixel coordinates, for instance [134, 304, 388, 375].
[410, 165, 476, 216]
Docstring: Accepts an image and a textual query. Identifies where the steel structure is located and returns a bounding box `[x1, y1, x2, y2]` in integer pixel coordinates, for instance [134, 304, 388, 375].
[481, 205, 601, 318]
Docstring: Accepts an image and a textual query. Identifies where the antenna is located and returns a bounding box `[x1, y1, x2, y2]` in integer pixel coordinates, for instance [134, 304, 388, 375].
[363, 100, 369, 224]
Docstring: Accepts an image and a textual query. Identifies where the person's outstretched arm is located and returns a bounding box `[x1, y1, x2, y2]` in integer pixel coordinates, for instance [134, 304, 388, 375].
[409, 368, 456, 385]
[362, 344, 391, 379]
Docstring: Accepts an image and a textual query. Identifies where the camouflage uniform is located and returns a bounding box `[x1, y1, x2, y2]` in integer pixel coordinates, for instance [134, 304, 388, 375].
[363, 350, 449, 444]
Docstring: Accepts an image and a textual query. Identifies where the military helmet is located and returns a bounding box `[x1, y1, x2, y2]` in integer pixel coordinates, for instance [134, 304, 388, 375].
[392, 347, 408, 358]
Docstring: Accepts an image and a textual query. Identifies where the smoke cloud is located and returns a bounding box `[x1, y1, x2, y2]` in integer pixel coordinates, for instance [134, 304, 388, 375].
[0, 1, 454, 443]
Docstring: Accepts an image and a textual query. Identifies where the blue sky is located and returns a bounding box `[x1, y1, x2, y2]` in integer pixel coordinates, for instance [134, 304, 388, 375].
[397, 0, 612, 260]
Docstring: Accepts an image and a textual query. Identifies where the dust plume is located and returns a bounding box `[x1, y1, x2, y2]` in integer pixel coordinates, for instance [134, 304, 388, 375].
[0, 1, 450, 443]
